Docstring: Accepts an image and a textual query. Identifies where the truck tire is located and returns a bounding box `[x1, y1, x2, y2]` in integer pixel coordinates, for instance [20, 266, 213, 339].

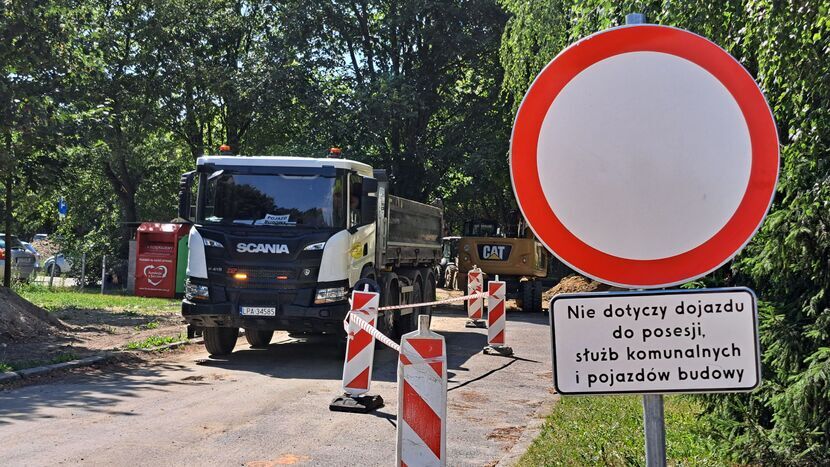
[245, 329, 273, 348]
[396, 275, 423, 336]
[377, 272, 399, 344]
[421, 269, 436, 324]
[520, 281, 533, 312]
[532, 280, 544, 313]
[204, 327, 239, 356]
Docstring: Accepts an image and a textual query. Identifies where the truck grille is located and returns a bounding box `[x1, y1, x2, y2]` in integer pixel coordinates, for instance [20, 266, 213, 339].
[239, 268, 294, 280]
[232, 268, 295, 289]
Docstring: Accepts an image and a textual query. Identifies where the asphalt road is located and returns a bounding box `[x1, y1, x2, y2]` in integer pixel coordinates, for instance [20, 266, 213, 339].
[0, 306, 556, 466]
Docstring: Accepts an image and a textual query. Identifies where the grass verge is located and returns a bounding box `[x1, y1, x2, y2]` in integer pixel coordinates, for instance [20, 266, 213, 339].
[15, 283, 179, 314]
[518, 395, 727, 466]
[124, 333, 187, 350]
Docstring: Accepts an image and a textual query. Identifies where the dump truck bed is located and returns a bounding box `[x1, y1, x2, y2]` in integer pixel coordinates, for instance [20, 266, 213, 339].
[379, 195, 442, 267]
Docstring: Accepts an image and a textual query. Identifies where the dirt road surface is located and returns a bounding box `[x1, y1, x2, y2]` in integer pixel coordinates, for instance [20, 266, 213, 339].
[0, 306, 555, 466]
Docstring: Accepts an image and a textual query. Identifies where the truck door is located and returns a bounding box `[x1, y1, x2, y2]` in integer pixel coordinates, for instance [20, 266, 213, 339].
[347, 173, 375, 283]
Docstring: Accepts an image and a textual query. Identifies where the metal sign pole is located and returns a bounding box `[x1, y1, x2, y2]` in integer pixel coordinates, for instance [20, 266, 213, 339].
[643, 394, 667, 466]
[623, 11, 667, 467]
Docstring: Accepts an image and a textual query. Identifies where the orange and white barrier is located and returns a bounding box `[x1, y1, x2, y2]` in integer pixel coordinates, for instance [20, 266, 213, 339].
[487, 280, 506, 346]
[342, 290, 380, 395]
[397, 315, 447, 467]
[466, 267, 484, 325]
[484, 278, 513, 356]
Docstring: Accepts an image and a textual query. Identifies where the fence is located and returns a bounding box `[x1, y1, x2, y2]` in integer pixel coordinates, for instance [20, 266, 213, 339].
[29, 251, 131, 294]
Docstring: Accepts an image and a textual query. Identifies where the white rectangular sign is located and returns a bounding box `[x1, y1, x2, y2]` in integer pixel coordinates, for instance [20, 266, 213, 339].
[550, 288, 761, 395]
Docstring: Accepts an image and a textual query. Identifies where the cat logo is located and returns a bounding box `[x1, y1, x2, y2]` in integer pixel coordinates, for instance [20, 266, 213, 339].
[480, 244, 511, 261]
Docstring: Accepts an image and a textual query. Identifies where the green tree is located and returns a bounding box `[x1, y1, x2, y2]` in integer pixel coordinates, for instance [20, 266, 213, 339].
[304, 0, 509, 210]
[152, 0, 320, 159]
[500, 1, 830, 463]
[0, 0, 76, 286]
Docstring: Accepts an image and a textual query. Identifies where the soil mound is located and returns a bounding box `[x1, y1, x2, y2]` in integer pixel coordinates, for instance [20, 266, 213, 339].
[0, 288, 66, 343]
[543, 274, 618, 303]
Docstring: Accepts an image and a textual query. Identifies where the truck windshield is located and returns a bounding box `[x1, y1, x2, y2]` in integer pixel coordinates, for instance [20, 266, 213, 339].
[201, 173, 345, 228]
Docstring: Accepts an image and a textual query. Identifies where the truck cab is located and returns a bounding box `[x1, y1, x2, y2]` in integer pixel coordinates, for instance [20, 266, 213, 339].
[178, 152, 442, 356]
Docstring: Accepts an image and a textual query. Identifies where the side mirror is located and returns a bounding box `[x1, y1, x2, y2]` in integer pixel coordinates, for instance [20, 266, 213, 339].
[178, 171, 196, 221]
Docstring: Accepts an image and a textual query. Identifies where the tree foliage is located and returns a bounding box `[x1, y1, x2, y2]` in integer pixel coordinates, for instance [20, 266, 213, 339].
[501, 1, 830, 463]
[4, 0, 514, 267]
[3, 1, 828, 461]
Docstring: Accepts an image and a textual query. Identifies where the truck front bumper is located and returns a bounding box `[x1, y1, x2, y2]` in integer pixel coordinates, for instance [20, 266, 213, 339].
[182, 299, 350, 335]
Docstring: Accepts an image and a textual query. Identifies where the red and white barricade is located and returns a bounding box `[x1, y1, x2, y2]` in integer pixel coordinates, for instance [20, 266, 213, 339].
[487, 280, 506, 345]
[466, 267, 484, 326]
[397, 315, 447, 467]
[484, 278, 513, 356]
[342, 290, 380, 395]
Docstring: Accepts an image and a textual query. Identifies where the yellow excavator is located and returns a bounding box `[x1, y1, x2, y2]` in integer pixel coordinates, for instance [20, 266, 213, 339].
[453, 213, 550, 312]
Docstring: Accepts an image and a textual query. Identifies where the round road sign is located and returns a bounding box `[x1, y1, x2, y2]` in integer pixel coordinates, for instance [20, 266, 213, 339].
[510, 25, 779, 288]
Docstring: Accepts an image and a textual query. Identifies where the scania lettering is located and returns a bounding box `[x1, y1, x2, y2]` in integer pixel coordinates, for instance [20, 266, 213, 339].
[236, 243, 290, 254]
[178, 150, 443, 356]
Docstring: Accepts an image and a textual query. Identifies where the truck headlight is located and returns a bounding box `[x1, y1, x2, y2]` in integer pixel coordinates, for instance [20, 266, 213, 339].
[185, 279, 210, 301]
[203, 238, 224, 248]
[304, 242, 326, 251]
[314, 286, 348, 304]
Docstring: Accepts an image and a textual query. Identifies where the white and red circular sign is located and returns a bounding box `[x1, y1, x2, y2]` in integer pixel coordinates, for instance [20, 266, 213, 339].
[510, 25, 779, 288]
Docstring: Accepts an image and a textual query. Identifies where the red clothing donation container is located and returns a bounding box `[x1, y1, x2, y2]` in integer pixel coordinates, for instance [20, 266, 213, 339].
[135, 223, 190, 298]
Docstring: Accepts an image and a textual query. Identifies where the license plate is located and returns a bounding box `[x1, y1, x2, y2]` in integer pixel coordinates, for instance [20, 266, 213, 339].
[240, 306, 276, 317]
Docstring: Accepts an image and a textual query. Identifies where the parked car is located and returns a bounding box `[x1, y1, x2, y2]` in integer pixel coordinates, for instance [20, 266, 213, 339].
[32, 233, 48, 242]
[0, 235, 37, 282]
[43, 254, 73, 277]
[20, 241, 42, 273]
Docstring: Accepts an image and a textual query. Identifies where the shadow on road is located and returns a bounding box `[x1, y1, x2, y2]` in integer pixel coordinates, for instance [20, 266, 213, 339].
[197, 307, 497, 384]
[0, 360, 198, 425]
[0, 307, 549, 426]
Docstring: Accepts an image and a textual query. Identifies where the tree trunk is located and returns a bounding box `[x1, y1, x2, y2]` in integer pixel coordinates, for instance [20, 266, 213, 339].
[3, 133, 13, 288]
[3, 172, 12, 288]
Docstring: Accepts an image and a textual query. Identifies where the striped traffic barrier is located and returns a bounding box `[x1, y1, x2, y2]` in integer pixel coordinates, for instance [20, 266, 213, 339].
[466, 267, 485, 328]
[397, 315, 447, 467]
[484, 277, 513, 356]
[330, 288, 384, 413]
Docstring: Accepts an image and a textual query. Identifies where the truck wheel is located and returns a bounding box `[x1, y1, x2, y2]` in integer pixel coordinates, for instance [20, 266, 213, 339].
[422, 270, 436, 324]
[374, 274, 396, 347]
[245, 329, 273, 348]
[204, 327, 239, 356]
[532, 280, 544, 313]
[396, 277, 423, 336]
[520, 281, 533, 312]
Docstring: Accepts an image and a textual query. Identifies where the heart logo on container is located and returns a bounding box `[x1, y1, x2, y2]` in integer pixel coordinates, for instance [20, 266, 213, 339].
[144, 265, 168, 286]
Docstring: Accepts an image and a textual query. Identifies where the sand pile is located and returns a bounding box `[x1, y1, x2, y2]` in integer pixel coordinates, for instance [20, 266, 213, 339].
[0, 287, 66, 344]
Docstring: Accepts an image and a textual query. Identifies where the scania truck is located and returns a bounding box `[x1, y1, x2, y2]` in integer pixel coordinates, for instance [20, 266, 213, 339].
[177, 149, 443, 356]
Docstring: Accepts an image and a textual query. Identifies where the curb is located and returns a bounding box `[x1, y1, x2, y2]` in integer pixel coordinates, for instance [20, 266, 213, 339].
[1, 353, 121, 384]
[134, 329, 245, 353]
[0, 330, 223, 387]
[0, 371, 22, 384]
[135, 336, 204, 353]
[495, 393, 560, 467]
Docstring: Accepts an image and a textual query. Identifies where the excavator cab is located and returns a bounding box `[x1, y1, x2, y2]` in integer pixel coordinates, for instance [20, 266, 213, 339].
[457, 214, 550, 312]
